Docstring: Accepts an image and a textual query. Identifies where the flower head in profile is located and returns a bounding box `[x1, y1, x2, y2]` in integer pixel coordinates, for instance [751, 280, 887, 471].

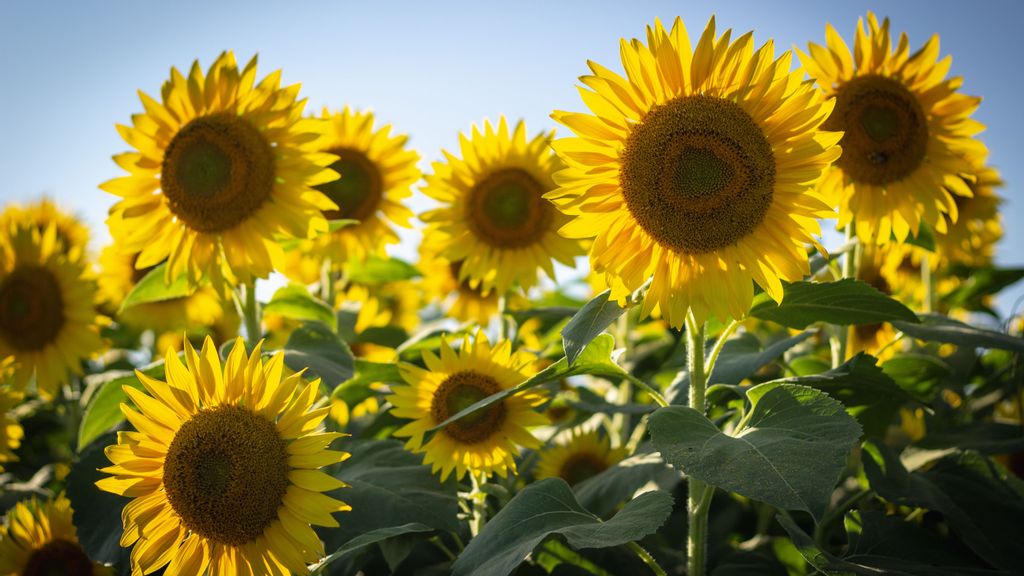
[96, 337, 349, 575]
[0, 493, 112, 576]
[548, 17, 840, 326]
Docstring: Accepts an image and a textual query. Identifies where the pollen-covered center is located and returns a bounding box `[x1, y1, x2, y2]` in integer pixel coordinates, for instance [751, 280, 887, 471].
[319, 147, 383, 222]
[620, 95, 775, 254]
[825, 74, 929, 185]
[23, 538, 93, 576]
[161, 113, 276, 233]
[559, 452, 611, 486]
[468, 168, 553, 248]
[163, 405, 289, 546]
[430, 370, 507, 444]
[0, 265, 64, 351]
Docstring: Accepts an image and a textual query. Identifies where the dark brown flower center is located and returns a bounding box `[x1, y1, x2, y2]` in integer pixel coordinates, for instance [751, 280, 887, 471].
[468, 168, 553, 248]
[163, 405, 289, 546]
[824, 74, 929, 185]
[620, 95, 775, 254]
[0, 265, 64, 351]
[319, 148, 383, 222]
[161, 113, 276, 233]
[430, 370, 506, 444]
[558, 452, 611, 486]
[22, 539, 92, 576]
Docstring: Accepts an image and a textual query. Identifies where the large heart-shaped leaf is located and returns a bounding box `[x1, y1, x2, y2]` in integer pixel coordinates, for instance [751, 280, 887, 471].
[892, 313, 1024, 352]
[283, 323, 355, 390]
[650, 384, 861, 520]
[750, 280, 918, 330]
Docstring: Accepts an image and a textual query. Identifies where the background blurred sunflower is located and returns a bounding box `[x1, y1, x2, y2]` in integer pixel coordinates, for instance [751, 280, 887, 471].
[0, 493, 112, 576]
[416, 240, 501, 325]
[0, 198, 90, 262]
[534, 429, 627, 486]
[96, 337, 349, 575]
[0, 357, 23, 472]
[420, 117, 582, 298]
[389, 331, 548, 481]
[0, 223, 104, 399]
[799, 12, 987, 244]
[101, 51, 339, 288]
[933, 164, 1003, 266]
[548, 17, 840, 326]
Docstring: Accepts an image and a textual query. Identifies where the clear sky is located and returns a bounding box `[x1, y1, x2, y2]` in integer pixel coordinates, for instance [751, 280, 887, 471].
[2, 0, 1021, 315]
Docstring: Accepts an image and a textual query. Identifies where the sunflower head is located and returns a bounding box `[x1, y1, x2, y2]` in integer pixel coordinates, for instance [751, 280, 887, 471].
[417, 240, 502, 324]
[799, 12, 987, 244]
[0, 357, 24, 471]
[421, 117, 583, 297]
[933, 165, 1003, 266]
[0, 199, 90, 262]
[389, 331, 548, 481]
[535, 429, 627, 486]
[0, 493, 111, 576]
[96, 336, 349, 575]
[101, 51, 340, 289]
[548, 17, 840, 326]
[0, 222, 104, 398]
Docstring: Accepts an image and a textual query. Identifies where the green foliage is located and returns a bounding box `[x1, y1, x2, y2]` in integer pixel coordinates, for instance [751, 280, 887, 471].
[562, 289, 628, 365]
[650, 384, 862, 520]
[77, 361, 167, 451]
[892, 313, 1024, 352]
[347, 255, 421, 284]
[117, 262, 194, 313]
[451, 479, 673, 576]
[66, 432, 130, 570]
[750, 279, 919, 329]
[283, 322, 355, 390]
[263, 284, 335, 326]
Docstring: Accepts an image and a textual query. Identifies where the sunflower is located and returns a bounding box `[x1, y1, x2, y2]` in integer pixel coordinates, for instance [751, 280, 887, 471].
[309, 107, 419, 263]
[799, 12, 987, 244]
[0, 198, 90, 261]
[101, 51, 338, 288]
[389, 331, 548, 481]
[421, 117, 583, 297]
[548, 17, 841, 327]
[0, 493, 112, 576]
[0, 223, 104, 399]
[417, 241, 501, 324]
[0, 358, 23, 472]
[97, 245, 226, 334]
[535, 429, 627, 486]
[96, 337, 350, 575]
[933, 165, 1003, 266]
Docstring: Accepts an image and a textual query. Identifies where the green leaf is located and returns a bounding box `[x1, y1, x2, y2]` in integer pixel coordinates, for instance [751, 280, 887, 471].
[863, 444, 1024, 572]
[312, 523, 434, 575]
[892, 313, 1024, 352]
[328, 218, 360, 232]
[347, 255, 421, 284]
[881, 354, 950, 401]
[321, 439, 458, 556]
[262, 284, 335, 327]
[118, 262, 194, 313]
[650, 384, 862, 521]
[766, 353, 917, 438]
[67, 432, 131, 569]
[77, 362, 167, 451]
[283, 323, 355, 390]
[451, 479, 673, 576]
[562, 289, 626, 366]
[428, 334, 630, 433]
[573, 451, 680, 517]
[750, 280, 918, 330]
[708, 331, 814, 385]
[332, 359, 403, 402]
[903, 223, 936, 252]
[916, 421, 1024, 454]
[942, 266, 1024, 314]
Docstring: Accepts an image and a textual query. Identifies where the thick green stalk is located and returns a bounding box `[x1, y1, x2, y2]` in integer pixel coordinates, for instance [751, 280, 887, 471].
[469, 473, 487, 537]
[627, 541, 667, 576]
[921, 254, 935, 313]
[833, 225, 858, 367]
[243, 281, 261, 348]
[684, 312, 711, 576]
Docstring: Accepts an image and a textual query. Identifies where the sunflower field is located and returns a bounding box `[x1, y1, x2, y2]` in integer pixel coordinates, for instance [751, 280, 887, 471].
[2, 7, 1024, 576]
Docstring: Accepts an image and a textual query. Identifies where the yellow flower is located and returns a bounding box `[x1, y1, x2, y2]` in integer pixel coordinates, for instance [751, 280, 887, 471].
[96, 337, 350, 575]
[417, 241, 501, 324]
[421, 117, 583, 297]
[0, 358, 23, 472]
[934, 165, 1003, 266]
[799, 12, 986, 244]
[310, 107, 419, 263]
[96, 245, 227, 334]
[535, 429, 627, 486]
[0, 223, 104, 399]
[0, 198, 90, 262]
[389, 331, 548, 481]
[101, 52, 338, 288]
[548, 17, 840, 327]
[0, 493, 112, 576]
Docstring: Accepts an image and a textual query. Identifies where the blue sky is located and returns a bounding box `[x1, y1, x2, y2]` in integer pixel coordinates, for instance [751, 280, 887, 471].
[1, 0, 1021, 315]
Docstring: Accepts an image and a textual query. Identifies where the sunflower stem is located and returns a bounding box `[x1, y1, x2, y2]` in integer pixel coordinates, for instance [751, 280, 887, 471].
[684, 311, 712, 576]
[833, 225, 859, 367]
[320, 257, 336, 307]
[704, 318, 741, 377]
[922, 254, 935, 313]
[468, 472, 488, 538]
[243, 281, 261, 348]
[626, 541, 667, 576]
